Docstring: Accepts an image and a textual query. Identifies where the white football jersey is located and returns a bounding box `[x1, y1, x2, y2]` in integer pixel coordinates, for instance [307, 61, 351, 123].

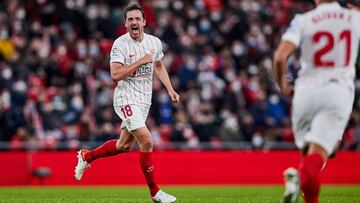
[110, 33, 164, 107]
[282, 2, 360, 88]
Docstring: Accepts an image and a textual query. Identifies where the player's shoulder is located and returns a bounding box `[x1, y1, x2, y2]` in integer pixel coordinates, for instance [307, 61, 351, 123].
[339, 6, 360, 29]
[350, 9, 360, 33]
[349, 7, 360, 19]
[144, 33, 161, 44]
[285, 12, 307, 32]
[337, 5, 359, 16]
[113, 33, 131, 45]
[294, 9, 315, 22]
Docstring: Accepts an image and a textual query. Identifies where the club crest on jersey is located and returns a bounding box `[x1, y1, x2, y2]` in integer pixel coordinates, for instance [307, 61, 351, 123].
[112, 47, 120, 56]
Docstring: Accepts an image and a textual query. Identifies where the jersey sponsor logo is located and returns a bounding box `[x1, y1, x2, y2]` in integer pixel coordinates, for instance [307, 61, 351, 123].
[133, 64, 152, 78]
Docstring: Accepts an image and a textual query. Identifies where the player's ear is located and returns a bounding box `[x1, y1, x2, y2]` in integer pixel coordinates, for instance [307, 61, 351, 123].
[143, 19, 146, 26]
[124, 20, 129, 28]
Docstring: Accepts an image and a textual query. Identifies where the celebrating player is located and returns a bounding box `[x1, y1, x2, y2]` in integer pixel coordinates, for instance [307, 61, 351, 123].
[273, 0, 360, 202]
[74, 4, 179, 203]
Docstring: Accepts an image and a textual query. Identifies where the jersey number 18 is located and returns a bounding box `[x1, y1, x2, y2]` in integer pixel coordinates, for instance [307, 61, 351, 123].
[121, 105, 133, 118]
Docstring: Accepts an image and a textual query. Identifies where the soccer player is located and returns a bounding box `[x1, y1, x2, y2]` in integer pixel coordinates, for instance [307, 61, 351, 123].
[74, 4, 179, 203]
[273, 0, 360, 203]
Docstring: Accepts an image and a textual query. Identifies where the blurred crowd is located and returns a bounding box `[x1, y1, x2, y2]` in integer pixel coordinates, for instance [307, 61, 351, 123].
[0, 0, 359, 151]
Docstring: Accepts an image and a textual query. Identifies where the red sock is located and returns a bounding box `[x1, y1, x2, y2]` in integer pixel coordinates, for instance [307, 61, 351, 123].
[84, 140, 120, 163]
[139, 151, 160, 197]
[299, 154, 324, 203]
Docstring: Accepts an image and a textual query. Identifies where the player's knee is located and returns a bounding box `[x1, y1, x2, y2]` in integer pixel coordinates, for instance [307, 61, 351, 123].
[116, 143, 132, 152]
[120, 145, 132, 152]
[140, 141, 153, 152]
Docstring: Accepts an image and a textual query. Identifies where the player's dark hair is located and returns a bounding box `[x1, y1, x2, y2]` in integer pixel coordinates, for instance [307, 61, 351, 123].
[347, 0, 360, 7]
[123, 4, 146, 20]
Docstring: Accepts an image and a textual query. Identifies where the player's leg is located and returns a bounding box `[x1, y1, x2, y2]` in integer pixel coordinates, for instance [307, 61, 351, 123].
[83, 128, 135, 163]
[282, 89, 313, 203]
[131, 127, 176, 203]
[123, 105, 159, 196]
[299, 111, 346, 203]
[296, 83, 353, 203]
[298, 143, 326, 203]
[74, 129, 135, 181]
[131, 127, 158, 195]
[124, 105, 175, 202]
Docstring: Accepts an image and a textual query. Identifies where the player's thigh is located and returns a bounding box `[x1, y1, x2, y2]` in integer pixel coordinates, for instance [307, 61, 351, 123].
[131, 127, 153, 151]
[291, 89, 315, 148]
[132, 107, 152, 150]
[307, 84, 354, 154]
[114, 105, 147, 132]
[117, 128, 136, 150]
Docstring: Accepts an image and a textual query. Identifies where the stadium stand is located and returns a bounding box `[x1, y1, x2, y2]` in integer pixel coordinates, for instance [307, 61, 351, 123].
[0, 0, 359, 151]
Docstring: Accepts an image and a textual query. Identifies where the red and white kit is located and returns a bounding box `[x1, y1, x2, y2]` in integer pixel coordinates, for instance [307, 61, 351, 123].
[282, 2, 360, 154]
[110, 32, 164, 131]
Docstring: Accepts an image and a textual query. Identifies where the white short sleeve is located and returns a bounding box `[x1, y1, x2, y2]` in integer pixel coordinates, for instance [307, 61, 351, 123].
[281, 14, 303, 47]
[110, 39, 125, 64]
[154, 38, 164, 61]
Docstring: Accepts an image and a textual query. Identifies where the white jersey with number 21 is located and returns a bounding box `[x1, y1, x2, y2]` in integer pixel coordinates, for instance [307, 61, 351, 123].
[282, 2, 360, 154]
[282, 2, 360, 89]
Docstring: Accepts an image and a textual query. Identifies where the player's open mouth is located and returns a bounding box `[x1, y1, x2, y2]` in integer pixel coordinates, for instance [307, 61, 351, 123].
[131, 26, 139, 32]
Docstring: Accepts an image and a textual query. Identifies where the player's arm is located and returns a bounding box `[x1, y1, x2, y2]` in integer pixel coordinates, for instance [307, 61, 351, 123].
[272, 41, 296, 94]
[273, 14, 302, 94]
[154, 59, 180, 103]
[110, 53, 153, 82]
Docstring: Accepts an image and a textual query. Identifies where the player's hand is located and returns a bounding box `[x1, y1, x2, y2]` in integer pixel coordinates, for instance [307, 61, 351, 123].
[140, 49, 155, 65]
[168, 90, 180, 103]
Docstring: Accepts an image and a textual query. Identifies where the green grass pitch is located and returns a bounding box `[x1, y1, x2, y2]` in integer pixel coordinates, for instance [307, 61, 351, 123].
[0, 185, 359, 203]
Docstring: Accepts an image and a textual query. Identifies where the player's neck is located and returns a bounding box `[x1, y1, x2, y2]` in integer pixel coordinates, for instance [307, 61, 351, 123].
[315, 0, 336, 6]
[131, 33, 144, 42]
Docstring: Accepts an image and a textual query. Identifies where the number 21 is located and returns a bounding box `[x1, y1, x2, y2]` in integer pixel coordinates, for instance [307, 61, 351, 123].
[313, 30, 351, 67]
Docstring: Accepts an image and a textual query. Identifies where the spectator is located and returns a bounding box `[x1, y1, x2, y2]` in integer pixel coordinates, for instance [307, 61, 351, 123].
[0, 0, 358, 151]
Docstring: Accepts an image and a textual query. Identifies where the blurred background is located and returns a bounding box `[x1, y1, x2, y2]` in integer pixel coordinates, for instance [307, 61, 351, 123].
[0, 0, 359, 153]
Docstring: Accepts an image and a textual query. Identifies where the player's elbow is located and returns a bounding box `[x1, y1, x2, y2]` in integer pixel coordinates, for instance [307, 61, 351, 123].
[110, 63, 126, 82]
[110, 73, 118, 82]
[110, 72, 123, 82]
[273, 49, 287, 66]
